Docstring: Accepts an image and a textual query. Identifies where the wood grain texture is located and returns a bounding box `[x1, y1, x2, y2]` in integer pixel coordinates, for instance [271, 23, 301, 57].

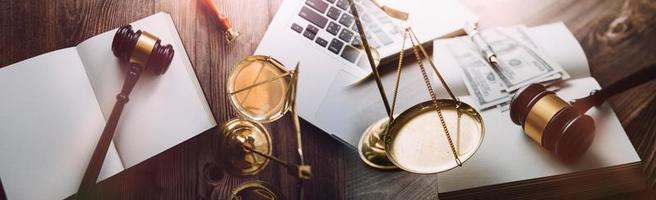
[0, 0, 655, 199]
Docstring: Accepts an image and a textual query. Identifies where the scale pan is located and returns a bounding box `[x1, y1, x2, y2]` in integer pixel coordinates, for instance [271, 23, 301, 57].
[227, 55, 291, 123]
[385, 99, 484, 174]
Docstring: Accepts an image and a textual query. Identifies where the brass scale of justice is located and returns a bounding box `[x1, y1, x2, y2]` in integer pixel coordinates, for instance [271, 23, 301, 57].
[221, 0, 485, 198]
[351, 2, 485, 172]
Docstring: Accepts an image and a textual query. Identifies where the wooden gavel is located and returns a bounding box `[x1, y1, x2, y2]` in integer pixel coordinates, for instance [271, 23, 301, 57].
[76, 25, 174, 199]
[510, 63, 656, 162]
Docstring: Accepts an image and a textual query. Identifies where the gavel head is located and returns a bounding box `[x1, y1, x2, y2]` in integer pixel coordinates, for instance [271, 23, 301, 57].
[510, 84, 595, 162]
[111, 25, 174, 74]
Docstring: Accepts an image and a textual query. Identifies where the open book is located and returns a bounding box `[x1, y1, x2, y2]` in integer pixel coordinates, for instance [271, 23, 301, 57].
[0, 13, 216, 199]
[434, 22, 642, 198]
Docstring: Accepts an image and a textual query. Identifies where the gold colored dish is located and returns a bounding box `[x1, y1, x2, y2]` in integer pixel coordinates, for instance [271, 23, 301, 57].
[385, 100, 484, 174]
[227, 55, 291, 123]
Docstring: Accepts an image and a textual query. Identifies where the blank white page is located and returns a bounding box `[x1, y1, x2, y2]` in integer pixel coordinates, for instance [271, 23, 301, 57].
[75, 13, 216, 168]
[0, 48, 124, 200]
[527, 22, 590, 79]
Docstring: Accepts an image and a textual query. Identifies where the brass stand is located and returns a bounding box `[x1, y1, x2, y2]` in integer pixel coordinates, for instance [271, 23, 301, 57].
[348, 0, 483, 173]
[222, 118, 272, 176]
[358, 117, 396, 169]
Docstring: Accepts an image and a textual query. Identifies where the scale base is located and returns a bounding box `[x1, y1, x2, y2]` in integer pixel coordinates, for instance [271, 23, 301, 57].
[222, 119, 273, 176]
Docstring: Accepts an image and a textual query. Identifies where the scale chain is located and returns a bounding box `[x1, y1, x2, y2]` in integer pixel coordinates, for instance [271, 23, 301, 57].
[406, 28, 462, 166]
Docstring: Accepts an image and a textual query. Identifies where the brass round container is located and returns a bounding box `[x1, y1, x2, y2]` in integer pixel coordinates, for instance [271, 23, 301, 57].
[227, 55, 291, 123]
[221, 118, 272, 176]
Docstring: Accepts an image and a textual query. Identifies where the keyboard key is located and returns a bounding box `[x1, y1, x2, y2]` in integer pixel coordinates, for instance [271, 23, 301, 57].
[387, 25, 400, 35]
[326, 6, 341, 20]
[361, 0, 377, 9]
[326, 0, 336, 3]
[315, 37, 328, 47]
[328, 38, 344, 54]
[351, 36, 361, 47]
[338, 29, 354, 43]
[326, 22, 341, 35]
[336, 0, 349, 10]
[340, 45, 360, 63]
[303, 28, 317, 40]
[338, 14, 354, 27]
[306, 0, 328, 13]
[351, 22, 363, 35]
[361, 13, 373, 23]
[375, 30, 393, 45]
[369, 25, 382, 33]
[291, 23, 303, 33]
[351, 35, 379, 48]
[369, 38, 381, 48]
[306, 24, 319, 34]
[355, 3, 366, 13]
[299, 6, 328, 28]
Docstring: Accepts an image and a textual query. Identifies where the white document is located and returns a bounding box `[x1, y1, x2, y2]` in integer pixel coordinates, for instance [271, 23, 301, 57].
[0, 12, 216, 200]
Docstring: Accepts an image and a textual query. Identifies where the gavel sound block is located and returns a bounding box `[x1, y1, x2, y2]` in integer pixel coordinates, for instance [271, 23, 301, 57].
[76, 25, 174, 199]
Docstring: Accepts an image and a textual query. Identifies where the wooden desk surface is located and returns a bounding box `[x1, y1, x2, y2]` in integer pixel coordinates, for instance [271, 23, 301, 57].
[0, 0, 655, 199]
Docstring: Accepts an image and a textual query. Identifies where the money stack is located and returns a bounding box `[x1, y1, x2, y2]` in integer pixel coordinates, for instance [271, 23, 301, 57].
[450, 25, 570, 110]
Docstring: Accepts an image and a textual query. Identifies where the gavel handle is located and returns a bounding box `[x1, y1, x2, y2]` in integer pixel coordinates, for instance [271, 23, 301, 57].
[76, 64, 143, 199]
[571, 63, 656, 113]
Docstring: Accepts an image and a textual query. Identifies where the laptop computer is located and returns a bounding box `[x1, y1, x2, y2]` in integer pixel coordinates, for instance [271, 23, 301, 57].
[255, 0, 477, 147]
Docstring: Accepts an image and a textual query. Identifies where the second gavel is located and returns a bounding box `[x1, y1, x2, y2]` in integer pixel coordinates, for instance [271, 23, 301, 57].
[76, 25, 174, 199]
[510, 63, 656, 162]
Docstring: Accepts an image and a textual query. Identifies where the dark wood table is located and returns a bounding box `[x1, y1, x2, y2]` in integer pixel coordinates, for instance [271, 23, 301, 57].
[1, 0, 655, 199]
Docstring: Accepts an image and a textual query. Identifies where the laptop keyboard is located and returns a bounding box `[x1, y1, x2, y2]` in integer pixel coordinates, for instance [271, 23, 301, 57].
[292, 0, 401, 66]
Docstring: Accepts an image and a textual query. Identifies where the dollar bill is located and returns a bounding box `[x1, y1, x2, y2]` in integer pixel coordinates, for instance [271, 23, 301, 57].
[504, 25, 570, 82]
[481, 28, 568, 91]
[447, 43, 511, 109]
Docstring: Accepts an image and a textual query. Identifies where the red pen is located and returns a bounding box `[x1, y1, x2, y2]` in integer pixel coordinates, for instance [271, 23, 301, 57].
[200, 0, 240, 42]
